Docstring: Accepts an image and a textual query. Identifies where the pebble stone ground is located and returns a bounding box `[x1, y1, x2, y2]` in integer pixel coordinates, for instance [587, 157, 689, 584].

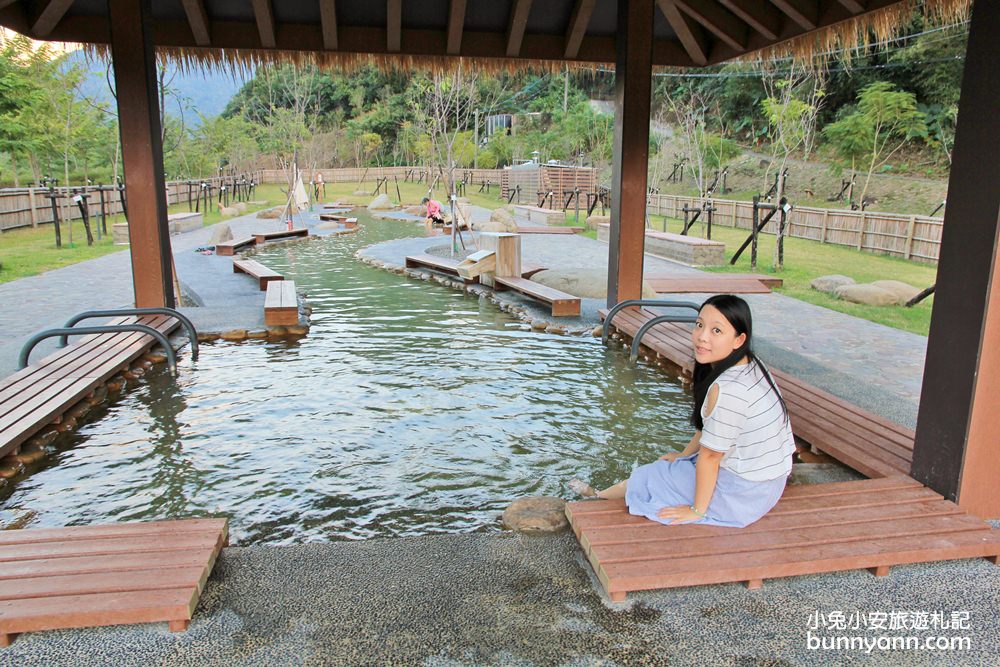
[1, 206, 996, 666]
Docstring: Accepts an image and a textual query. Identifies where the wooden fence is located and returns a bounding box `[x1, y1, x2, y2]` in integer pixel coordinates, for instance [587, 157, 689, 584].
[259, 167, 506, 186]
[647, 194, 943, 265]
[0, 172, 264, 233]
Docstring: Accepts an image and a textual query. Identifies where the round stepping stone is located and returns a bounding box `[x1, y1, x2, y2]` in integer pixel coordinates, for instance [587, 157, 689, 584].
[502, 496, 569, 533]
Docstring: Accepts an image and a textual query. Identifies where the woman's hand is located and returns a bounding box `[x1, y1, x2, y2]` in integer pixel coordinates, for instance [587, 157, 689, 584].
[657, 505, 702, 524]
[659, 452, 682, 462]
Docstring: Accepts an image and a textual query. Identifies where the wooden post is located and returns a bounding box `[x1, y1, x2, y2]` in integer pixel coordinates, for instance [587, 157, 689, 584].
[856, 212, 866, 251]
[27, 188, 38, 228]
[731, 202, 738, 228]
[820, 209, 829, 243]
[108, 0, 174, 308]
[606, 0, 653, 307]
[912, 0, 1000, 519]
[904, 215, 917, 260]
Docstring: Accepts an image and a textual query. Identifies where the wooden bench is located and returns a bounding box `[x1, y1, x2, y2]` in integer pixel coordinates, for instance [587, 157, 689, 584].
[233, 258, 283, 290]
[253, 228, 309, 244]
[0, 518, 228, 646]
[264, 280, 298, 326]
[404, 254, 478, 284]
[0, 315, 180, 460]
[214, 237, 255, 256]
[494, 276, 581, 317]
[319, 213, 347, 221]
[599, 306, 915, 478]
[516, 226, 584, 234]
[642, 276, 774, 294]
[566, 476, 1000, 601]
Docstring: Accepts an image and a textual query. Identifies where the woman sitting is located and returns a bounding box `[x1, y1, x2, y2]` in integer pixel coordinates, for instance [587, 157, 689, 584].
[570, 294, 794, 527]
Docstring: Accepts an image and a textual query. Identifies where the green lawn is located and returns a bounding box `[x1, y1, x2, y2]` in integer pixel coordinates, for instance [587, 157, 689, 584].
[0, 185, 285, 284]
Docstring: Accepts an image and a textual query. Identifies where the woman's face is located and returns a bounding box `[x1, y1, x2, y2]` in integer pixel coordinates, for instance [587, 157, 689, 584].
[691, 304, 747, 365]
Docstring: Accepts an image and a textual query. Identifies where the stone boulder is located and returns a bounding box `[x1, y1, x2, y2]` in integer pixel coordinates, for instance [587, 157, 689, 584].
[367, 193, 395, 210]
[404, 205, 425, 216]
[811, 274, 855, 295]
[834, 283, 898, 306]
[219, 206, 238, 217]
[586, 214, 610, 231]
[870, 280, 922, 305]
[472, 208, 518, 233]
[530, 268, 657, 299]
[501, 496, 568, 533]
[256, 206, 282, 219]
[234, 202, 248, 213]
[352, 189, 370, 196]
[208, 223, 233, 245]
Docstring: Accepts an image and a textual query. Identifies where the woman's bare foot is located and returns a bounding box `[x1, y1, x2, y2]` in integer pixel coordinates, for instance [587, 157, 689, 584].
[568, 478, 598, 498]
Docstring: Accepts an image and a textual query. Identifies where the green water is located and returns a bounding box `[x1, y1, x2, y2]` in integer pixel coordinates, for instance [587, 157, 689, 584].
[0, 211, 692, 545]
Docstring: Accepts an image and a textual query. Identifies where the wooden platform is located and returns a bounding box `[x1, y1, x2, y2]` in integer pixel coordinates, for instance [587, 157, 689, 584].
[0, 315, 180, 460]
[253, 228, 308, 244]
[405, 254, 478, 284]
[233, 258, 283, 290]
[494, 276, 581, 317]
[0, 518, 228, 646]
[566, 477, 1000, 601]
[516, 226, 584, 234]
[600, 306, 916, 478]
[215, 237, 255, 256]
[264, 280, 298, 326]
[643, 275, 780, 294]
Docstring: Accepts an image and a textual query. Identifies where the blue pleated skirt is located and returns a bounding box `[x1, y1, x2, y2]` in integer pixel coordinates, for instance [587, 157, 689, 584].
[625, 453, 787, 528]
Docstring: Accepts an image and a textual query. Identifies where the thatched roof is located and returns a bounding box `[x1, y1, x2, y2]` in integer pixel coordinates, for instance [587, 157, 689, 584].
[0, 1, 971, 73]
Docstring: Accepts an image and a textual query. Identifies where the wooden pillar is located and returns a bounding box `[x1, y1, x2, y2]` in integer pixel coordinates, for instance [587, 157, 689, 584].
[606, 0, 653, 307]
[912, 0, 1000, 519]
[108, 0, 174, 308]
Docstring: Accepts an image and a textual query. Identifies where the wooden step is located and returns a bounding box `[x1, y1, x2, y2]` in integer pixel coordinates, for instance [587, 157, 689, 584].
[233, 258, 283, 290]
[494, 276, 581, 317]
[0, 518, 228, 646]
[264, 280, 298, 326]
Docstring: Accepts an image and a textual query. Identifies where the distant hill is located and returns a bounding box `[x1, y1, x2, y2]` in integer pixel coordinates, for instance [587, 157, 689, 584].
[65, 49, 247, 125]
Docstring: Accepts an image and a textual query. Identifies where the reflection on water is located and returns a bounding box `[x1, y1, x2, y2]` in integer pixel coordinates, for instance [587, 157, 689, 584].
[0, 211, 692, 545]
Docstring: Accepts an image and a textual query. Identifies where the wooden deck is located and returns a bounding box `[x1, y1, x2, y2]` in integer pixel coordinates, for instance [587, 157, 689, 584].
[0, 518, 228, 646]
[643, 275, 779, 294]
[0, 315, 180, 460]
[566, 477, 1000, 601]
[494, 276, 581, 317]
[233, 258, 283, 290]
[600, 306, 915, 478]
[253, 228, 308, 244]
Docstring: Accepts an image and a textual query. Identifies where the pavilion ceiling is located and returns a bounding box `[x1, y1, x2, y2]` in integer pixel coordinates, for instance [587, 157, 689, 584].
[0, 1, 968, 69]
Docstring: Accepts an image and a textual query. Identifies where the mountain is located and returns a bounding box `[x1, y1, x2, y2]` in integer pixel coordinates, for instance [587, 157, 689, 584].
[65, 49, 247, 125]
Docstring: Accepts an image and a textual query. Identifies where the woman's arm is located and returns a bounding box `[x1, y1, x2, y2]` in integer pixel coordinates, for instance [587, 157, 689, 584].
[660, 431, 701, 461]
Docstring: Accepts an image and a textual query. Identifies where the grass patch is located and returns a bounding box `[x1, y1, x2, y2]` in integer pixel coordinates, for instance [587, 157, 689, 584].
[644, 214, 936, 335]
[0, 185, 285, 284]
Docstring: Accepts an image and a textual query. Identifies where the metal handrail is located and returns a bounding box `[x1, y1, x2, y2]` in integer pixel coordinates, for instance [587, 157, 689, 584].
[601, 299, 701, 345]
[630, 314, 699, 364]
[19, 325, 177, 376]
[60, 307, 198, 359]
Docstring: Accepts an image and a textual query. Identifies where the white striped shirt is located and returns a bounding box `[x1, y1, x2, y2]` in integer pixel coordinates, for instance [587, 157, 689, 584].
[699, 361, 795, 482]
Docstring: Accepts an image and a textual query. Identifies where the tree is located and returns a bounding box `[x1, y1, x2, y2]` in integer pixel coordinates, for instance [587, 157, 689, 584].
[823, 82, 926, 203]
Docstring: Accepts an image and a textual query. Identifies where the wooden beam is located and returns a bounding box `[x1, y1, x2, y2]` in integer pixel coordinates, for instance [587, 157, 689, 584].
[447, 0, 466, 55]
[657, 0, 707, 66]
[32, 0, 73, 37]
[675, 0, 746, 52]
[913, 0, 1000, 519]
[564, 0, 596, 59]
[837, 0, 866, 13]
[506, 0, 533, 57]
[251, 0, 275, 48]
[769, 0, 817, 31]
[387, 0, 401, 52]
[107, 0, 174, 308]
[718, 0, 781, 41]
[607, 0, 654, 306]
[319, 0, 338, 50]
[179, 0, 210, 46]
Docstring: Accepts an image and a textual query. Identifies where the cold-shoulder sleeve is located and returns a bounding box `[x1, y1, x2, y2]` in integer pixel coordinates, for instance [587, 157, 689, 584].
[699, 382, 748, 453]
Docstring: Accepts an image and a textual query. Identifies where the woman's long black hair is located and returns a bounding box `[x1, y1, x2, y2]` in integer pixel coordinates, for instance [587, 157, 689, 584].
[690, 294, 787, 431]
